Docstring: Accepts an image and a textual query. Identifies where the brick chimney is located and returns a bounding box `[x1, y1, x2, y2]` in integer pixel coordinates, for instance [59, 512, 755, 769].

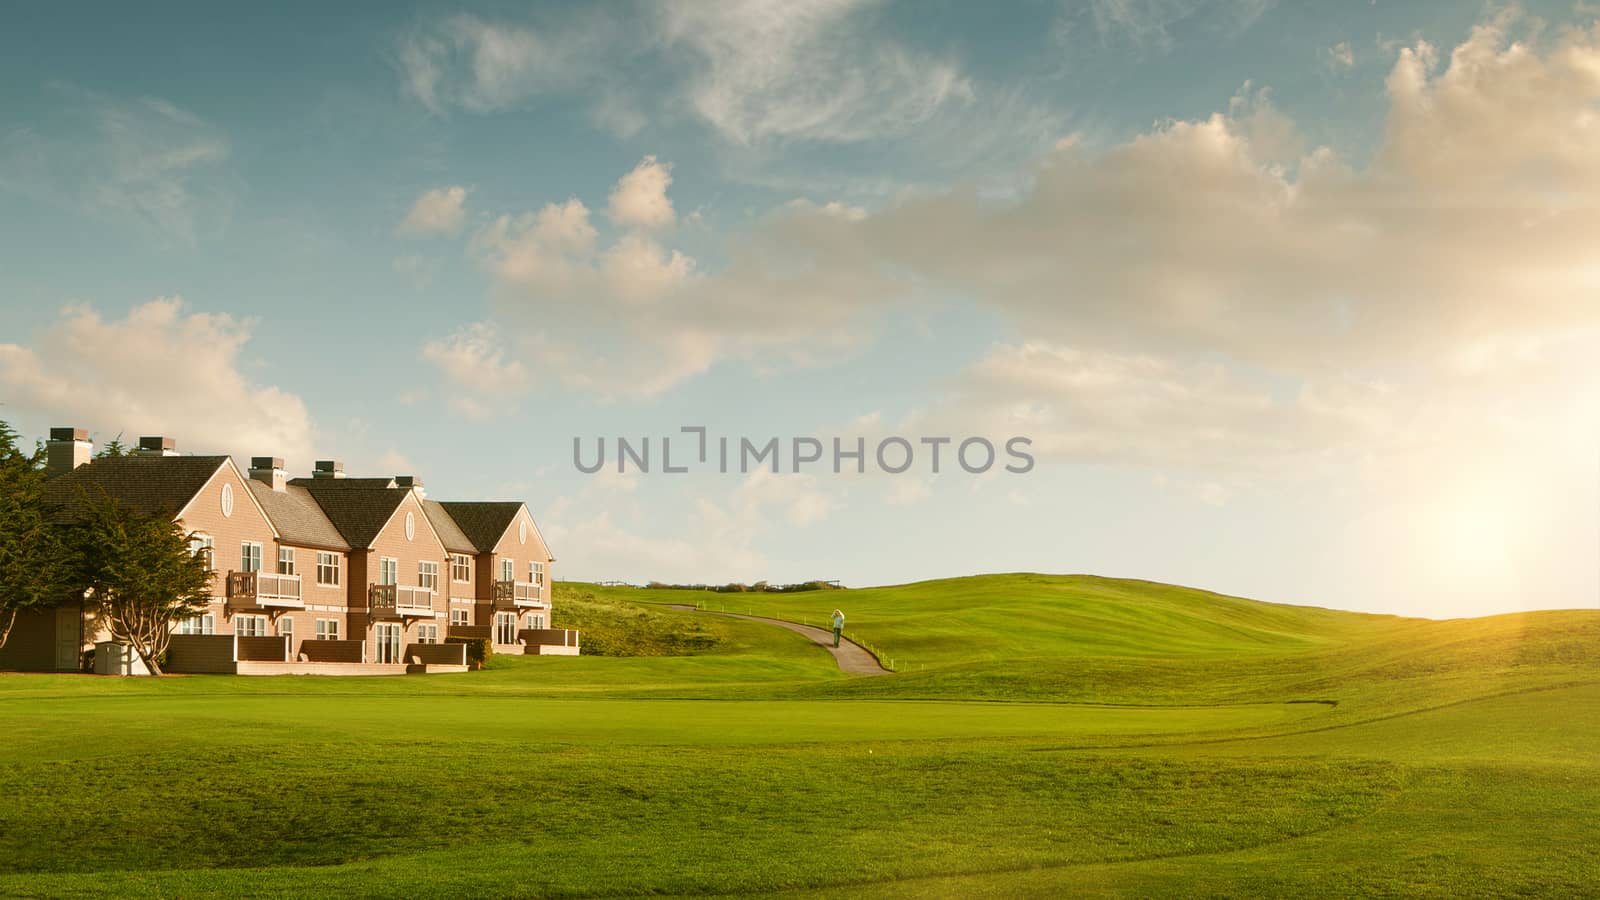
[394, 475, 425, 498]
[136, 436, 178, 457]
[312, 459, 345, 479]
[249, 456, 288, 491]
[45, 427, 93, 477]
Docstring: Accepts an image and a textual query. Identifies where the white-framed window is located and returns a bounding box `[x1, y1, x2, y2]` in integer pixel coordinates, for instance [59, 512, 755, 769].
[241, 542, 263, 573]
[451, 553, 470, 582]
[316, 552, 340, 586]
[379, 557, 398, 586]
[495, 611, 516, 644]
[278, 547, 296, 576]
[236, 615, 267, 637]
[177, 614, 215, 635]
[278, 618, 294, 642]
[189, 534, 214, 570]
[375, 623, 402, 664]
[524, 613, 545, 630]
[450, 609, 469, 627]
[315, 618, 340, 641]
[529, 561, 545, 586]
[417, 624, 439, 644]
[500, 559, 514, 582]
[418, 561, 439, 591]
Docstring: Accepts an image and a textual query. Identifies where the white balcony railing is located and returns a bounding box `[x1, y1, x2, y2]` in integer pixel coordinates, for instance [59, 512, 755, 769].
[227, 571, 304, 608]
[494, 580, 546, 607]
[369, 583, 436, 617]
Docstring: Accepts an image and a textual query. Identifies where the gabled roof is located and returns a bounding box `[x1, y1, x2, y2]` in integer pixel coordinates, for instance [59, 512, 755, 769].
[297, 484, 413, 549]
[421, 500, 477, 554]
[437, 501, 528, 554]
[246, 482, 350, 552]
[43, 455, 229, 521]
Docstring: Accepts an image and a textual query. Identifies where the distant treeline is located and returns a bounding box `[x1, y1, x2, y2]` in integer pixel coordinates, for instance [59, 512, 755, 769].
[644, 580, 842, 594]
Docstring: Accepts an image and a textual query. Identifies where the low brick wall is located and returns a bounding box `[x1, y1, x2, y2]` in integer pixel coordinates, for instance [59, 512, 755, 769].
[404, 643, 467, 666]
[236, 635, 289, 662]
[166, 634, 237, 674]
[298, 639, 365, 664]
[519, 628, 580, 648]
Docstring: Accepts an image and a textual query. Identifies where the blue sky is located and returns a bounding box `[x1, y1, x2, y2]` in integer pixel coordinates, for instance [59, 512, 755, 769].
[3, 1, 1598, 617]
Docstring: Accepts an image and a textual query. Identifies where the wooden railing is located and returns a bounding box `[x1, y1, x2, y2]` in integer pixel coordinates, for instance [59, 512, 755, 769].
[368, 583, 435, 617]
[493, 580, 546, 607]
[227, 571, 304, 607]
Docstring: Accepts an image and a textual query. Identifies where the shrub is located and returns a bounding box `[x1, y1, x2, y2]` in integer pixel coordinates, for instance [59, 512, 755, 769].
[446, 637, 492, 670]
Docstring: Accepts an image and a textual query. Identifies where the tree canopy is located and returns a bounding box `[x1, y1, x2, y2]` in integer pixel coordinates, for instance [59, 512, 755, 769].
[0, 421, 71, 650]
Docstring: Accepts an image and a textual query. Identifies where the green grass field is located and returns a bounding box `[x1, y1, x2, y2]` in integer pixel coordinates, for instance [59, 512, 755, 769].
[1, 574, 1595, 897]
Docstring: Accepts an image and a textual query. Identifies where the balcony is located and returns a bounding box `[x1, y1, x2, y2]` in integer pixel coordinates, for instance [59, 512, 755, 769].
[368, 583, 437, 619]
[493, 580, 547, 608]
[227, 571, 304, 609]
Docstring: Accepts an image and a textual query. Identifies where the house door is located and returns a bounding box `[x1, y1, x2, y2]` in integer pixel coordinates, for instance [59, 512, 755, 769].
[54, 605, 80, 671]
[495, 612, 516, 645]
[375, 623, 402, 664]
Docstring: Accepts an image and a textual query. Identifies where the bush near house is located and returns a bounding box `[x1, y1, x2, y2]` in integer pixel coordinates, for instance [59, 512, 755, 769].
[445, 637, 492, 670]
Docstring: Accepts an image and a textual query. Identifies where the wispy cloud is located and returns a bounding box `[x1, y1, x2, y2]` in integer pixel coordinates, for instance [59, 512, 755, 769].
[397, 185, 468, 237]
[0, 86, 233, 245]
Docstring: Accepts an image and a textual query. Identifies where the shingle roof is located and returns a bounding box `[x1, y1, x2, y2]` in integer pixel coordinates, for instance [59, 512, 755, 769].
[421, 500, 477, 554]
[43, 455, 228, 521]
[287, 476, 397, 490]
[437, 501, 524, 553]
[297, 484, 411, 549]
[246, 482, 350, 551]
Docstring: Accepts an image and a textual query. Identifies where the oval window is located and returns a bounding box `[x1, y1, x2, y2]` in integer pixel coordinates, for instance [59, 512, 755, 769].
[221, 483, 234, 518]
[519, 520, 528, 545]
[405, 511, 415, 541]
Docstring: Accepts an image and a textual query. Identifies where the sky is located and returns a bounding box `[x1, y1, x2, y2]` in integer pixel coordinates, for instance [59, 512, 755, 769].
[2, 1, 1598, 618]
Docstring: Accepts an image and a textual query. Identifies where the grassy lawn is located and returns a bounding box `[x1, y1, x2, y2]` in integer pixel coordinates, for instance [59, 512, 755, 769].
[0, 575, 1595, 897]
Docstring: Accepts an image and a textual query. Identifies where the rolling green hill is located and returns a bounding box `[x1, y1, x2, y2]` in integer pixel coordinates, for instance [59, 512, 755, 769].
[0, 573, 1594, 897]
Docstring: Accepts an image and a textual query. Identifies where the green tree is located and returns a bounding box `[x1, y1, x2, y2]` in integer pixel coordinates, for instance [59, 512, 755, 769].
[0, 421, 70, 650]
[68, 489, 213, 675]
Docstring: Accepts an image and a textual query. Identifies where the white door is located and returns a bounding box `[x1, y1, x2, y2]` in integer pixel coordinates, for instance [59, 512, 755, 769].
[495, 612, 516, 645]
[375, 623, 402, 664]
[54, 605, 79, 671]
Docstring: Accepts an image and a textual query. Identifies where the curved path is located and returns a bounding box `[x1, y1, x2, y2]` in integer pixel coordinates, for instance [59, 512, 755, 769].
[670, 605, 889, 675]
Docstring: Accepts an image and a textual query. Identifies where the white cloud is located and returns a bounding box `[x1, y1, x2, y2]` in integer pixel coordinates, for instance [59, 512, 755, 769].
[606, 156, 676, 228]
[397, 14, 605, 114]
[1327, 40, 1355, 68]
[654, 0, 974, 144]
[1081, 0, 1274, 50]
[420, 321, 530, 419]
[0, 88, 232, 245]
[398, 185, 468, 237]
[0, 298, 315, 464]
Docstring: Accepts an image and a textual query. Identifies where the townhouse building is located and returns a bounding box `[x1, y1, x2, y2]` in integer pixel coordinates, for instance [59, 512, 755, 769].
[0, 428, 576, 675]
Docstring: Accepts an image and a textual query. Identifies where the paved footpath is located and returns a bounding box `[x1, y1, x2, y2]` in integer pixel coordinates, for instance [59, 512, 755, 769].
[670, 605, 889, 675]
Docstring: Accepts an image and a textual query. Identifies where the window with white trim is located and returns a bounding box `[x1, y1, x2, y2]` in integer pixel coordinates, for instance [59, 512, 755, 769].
[189, 534, 214, 571]
[417, 624, 439, 644]
[315, 618, 340, 641]
[278, 618, 293, 642]
[241, 542, 263, 573]
[379, 557, 398, 586]
[451, 554, 470, 582]
[177, 614, 216, 635]
[529, 561, 545, 587]
[316, 552, 340, 586]
[418, 561, 439, 591]
[278, 547, 296, 576]
[236, 615, 267, 637]
[524, 613, 545, 630]
[450, 609, 469, 627]
[500, 559, 514, 582]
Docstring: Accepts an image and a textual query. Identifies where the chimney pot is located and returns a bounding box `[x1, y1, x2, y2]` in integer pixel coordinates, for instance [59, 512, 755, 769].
[137, 436, 177, 457]
[313, 459, 345, 479]
[248, 456, 288, 491]
[45, 426, 94, 477]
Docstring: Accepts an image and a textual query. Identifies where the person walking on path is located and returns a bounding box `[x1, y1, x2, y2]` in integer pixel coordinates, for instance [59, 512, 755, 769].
[831, 609, 845, 648]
